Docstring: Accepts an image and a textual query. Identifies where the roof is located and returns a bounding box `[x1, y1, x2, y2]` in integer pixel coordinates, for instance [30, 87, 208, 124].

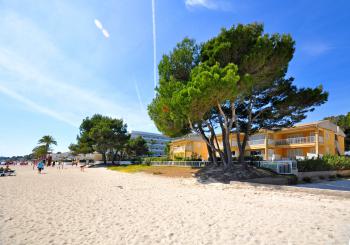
[280, 120, 346, 137]
[171, 134, 203, 143]
[130, 130, 170, 139]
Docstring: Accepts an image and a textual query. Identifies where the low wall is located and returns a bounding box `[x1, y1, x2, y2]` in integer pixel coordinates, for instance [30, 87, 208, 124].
[297, 170, 350, 180]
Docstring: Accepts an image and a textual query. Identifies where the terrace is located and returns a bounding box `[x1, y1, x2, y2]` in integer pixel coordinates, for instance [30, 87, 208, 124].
[274, 136, 324, 146]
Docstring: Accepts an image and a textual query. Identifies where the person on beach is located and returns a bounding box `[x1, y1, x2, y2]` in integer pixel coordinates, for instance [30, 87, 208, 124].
[37, 160, 44, 174]
[57, 161, 64, 170]
[80, 161, 86, 172]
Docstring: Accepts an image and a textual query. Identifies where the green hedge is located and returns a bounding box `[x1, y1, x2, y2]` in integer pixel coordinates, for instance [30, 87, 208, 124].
[142, 157, 170, 164]
[297, 155, 350, 172]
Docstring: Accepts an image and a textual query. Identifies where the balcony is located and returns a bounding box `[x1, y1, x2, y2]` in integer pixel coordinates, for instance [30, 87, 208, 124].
[247, 139, 265, 146]
[173, 145, 192, 153]
[274, 136, 320, 146]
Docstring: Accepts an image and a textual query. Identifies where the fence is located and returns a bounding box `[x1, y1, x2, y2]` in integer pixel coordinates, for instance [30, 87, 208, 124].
[150, 161, 211, 168]
[150, 160, 298, 174]
[255, 160, 298, 175]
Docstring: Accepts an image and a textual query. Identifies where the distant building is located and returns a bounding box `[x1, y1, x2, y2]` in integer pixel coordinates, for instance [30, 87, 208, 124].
[130, 131, 171, 157]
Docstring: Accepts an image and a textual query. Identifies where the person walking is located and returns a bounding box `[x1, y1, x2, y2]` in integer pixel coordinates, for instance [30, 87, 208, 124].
[37, 160, 45, 174]
[80, 161, 86, 172]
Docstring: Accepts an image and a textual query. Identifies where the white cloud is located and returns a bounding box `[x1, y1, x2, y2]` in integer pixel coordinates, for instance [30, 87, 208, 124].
[185, 0, 218, 9]
[0, 11, 153, 132]
[301, 42, 333, 56]
[185, 0, 232, 11]
[94, 19, 103, 30]
[94, 18, 110, 38]
[102, 28, 110, 38]
[0, 84, 78, 127]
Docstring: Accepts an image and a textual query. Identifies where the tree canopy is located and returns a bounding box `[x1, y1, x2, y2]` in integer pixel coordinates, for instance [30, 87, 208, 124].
[69, 114, 150, 164]
[148, 23, 328, 168]
[70, 114, 129, 164]
[126, 136, 149, 158]
[32, 135, 57, 159]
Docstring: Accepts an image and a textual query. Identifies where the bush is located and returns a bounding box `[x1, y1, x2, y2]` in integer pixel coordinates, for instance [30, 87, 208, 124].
[297, 155, 350, 172]
[233, 155, 263, 162]
[328, 175, 337, 180]
[286, 175, 298, 185]
[302, 176, 312, 183]
[142, 156, 169, 165]
[297, 158, 333, 172]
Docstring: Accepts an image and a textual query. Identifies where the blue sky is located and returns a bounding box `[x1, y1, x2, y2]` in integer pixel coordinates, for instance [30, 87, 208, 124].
[0, 0, 349, 156]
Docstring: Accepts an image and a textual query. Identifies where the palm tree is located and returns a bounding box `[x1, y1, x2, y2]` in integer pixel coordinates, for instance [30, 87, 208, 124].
[38, 135, 57, 154]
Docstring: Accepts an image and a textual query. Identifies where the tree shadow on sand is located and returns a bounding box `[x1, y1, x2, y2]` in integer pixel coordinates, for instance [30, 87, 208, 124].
[194, 164, 296, 186]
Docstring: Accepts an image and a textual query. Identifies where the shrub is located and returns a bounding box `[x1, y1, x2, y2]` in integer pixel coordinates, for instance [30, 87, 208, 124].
[297, 155, 350, 172]
[297, 158, 332, 172]
[286, 175, 298, 185]
[328, 175, 337, 180]
[142, 156, 169, 165]
[302, 176, 312, 183]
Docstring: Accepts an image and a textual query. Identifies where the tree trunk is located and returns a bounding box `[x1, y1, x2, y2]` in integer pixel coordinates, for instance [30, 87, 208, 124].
[238, 133, 248, 167]
[102, 153, 107, 165]
[222, 129, 232, 168]
[207, 137, 218, 166]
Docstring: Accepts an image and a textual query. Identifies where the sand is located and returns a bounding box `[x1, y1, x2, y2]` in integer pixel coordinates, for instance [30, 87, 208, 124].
[0, 166, 349, 245]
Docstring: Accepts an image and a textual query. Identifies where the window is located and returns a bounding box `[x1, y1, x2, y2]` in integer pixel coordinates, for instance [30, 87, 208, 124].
[287, 149, 303, 159]
[249, 134, 265, 140]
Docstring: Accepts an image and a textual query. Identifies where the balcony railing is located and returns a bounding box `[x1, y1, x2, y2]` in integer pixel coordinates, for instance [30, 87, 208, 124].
[247, 139, 265, 145]
[173, 145, 192, 153]
[275, 136, 316, 146]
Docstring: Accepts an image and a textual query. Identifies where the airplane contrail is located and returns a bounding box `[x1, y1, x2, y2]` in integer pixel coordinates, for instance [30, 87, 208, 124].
[134, 81, 145, 113]
[0, 84, 78, 127]
[152, 0, 157, 94]
[94, 18, 110, 38]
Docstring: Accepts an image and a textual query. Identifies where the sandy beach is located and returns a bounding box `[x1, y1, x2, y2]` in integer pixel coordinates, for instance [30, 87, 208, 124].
[1, 166, 349, 245]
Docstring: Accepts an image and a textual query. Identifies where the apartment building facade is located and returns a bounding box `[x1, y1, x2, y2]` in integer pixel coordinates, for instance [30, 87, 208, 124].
[131, 131, 171, 157]
[170, 120, 345, 161]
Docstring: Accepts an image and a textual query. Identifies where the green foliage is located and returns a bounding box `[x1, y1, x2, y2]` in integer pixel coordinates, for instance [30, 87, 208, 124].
[173, 62, 240, 122]
[149, 38, 201, 137]
[297, 155, 350, 172]
[32, 135, 57, 159]
[302, 176, 312, 183]
[328, 175, 337, 180]
[158, 37, 200, 85]
[32, 145, 47, 159]
[143, 156, 170, 165]
[126, 136, 149, 157]
[71, 114, 129, 163]
[149, 22, 328, 167]
[37, 135, 57, 154]
[285, 175, 298, 185]
[107, 164, 150, 173]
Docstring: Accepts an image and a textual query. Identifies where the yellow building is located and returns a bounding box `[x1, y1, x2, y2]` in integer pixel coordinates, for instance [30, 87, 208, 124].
[170, 120, 346, 161]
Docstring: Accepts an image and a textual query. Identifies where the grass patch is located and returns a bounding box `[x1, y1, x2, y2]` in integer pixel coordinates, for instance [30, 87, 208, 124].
[107, 164, 151, 173]
[108, 164, 199, 178]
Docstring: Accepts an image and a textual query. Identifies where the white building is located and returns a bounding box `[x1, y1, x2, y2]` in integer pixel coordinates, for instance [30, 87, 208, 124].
[130, 131, 171, 157]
